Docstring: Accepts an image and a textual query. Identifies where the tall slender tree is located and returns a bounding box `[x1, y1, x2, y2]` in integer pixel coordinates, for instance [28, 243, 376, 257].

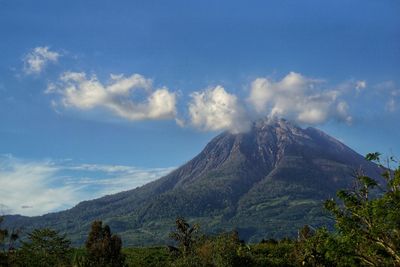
[85, 220, 125, 267]
[169, 217, 199, 257]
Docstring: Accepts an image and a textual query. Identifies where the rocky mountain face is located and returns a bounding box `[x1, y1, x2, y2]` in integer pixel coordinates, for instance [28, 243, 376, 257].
[3, 118, 382, 245]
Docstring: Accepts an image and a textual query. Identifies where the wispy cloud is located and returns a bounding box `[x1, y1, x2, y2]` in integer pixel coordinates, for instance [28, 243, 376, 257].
[378, 81, 399, 113]
[0, 155, 78, 216]
[0, 155, 174, 216]
[47, 72, 177, 121]
[386, 98, 397, 112]
[23, 46, 60, 75]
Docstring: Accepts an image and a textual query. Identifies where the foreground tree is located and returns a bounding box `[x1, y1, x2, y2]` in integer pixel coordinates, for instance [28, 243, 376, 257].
[17, 228, 71, 267]
[84, 220, 126, 267]
[200, 231, 253, 267]
[324, 153, 400, 266]
[1, 217, 11, 266]
[169, 218, 254, 267]
[0, 216, 20, 266]
[292, 226, 353, 267]
[169, 217, 200, 258]
[0, 216, 8, 265]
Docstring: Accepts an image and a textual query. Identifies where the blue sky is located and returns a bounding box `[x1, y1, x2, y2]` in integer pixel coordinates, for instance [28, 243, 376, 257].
[0, 0, 399, 216]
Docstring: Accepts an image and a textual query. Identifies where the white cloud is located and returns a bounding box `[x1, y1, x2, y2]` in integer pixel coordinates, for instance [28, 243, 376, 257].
[355, 80, 367, 91]
[49, 72, 177, 121]
[0, 155, 174, 216]
[45, 70, 387, 130]
[248, 72, 352, 125]
[23, 46, 60, 75]
[188, 85, 250, 133]
[185, 72, 355, 132]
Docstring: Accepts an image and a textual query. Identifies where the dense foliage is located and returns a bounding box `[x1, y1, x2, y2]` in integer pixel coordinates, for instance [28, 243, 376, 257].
[0, 217, 19, 266]
[16, 228, 72, 267]
[169, 217, 200, 257]
[84, 220, 126, 267]
[324, 153, 400, 266]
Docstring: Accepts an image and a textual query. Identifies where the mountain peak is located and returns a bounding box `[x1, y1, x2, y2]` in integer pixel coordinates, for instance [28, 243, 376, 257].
[253, 117, 304, 136]
[254, 116, 293, 128]
[3, 118, 382, 246]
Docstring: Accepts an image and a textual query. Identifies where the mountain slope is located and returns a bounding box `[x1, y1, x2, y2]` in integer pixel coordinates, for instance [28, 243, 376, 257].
[4, 118, 382, 245]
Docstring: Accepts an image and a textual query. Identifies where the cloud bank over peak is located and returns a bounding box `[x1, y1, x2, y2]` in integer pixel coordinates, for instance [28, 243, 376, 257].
[23, 46, 60, 75]
[248, 72, 352, 125]
[184, 72, 356, 133]
[48, 72, 177, 121]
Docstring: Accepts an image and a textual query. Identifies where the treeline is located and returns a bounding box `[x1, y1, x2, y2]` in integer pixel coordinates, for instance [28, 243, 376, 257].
[0, 153, 399, 267]
[0, 220, 125, 267]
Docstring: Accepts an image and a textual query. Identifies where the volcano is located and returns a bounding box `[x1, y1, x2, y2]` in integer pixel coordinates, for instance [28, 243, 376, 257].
[4, 118, 381, 245]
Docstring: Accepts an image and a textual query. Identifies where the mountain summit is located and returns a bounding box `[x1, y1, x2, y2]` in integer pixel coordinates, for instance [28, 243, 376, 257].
[4, 118, 381, 245]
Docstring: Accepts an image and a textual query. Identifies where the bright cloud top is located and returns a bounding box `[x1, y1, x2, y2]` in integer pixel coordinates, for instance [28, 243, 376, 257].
[248, 72, 352, 125]
[188, 85, 250, 133]
[23, 46, 60, 75]
[44, 69, 378, 133]
[0, 155, 174, 216]
[49, 72, 177, 121]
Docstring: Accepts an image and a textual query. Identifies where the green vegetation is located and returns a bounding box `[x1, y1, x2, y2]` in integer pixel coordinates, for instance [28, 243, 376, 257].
[0, 152, 399, 266]
[17, 228, 72, 267]
[169, 217, 200, 258]
[84, 220, 126, 266]
[323, 153, 400, 266]
[123, 247, 170, 267]
[0, 217, 19, 266]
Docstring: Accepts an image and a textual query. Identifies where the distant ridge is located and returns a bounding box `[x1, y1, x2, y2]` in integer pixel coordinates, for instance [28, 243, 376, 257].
[4, 118, 382, 246]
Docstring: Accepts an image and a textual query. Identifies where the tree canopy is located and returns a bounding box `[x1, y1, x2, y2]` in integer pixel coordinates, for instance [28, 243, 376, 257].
[84, 220, 126, 267]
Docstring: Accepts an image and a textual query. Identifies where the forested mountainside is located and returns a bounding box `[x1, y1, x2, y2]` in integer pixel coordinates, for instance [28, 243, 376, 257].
[4, 118, 381, 246]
